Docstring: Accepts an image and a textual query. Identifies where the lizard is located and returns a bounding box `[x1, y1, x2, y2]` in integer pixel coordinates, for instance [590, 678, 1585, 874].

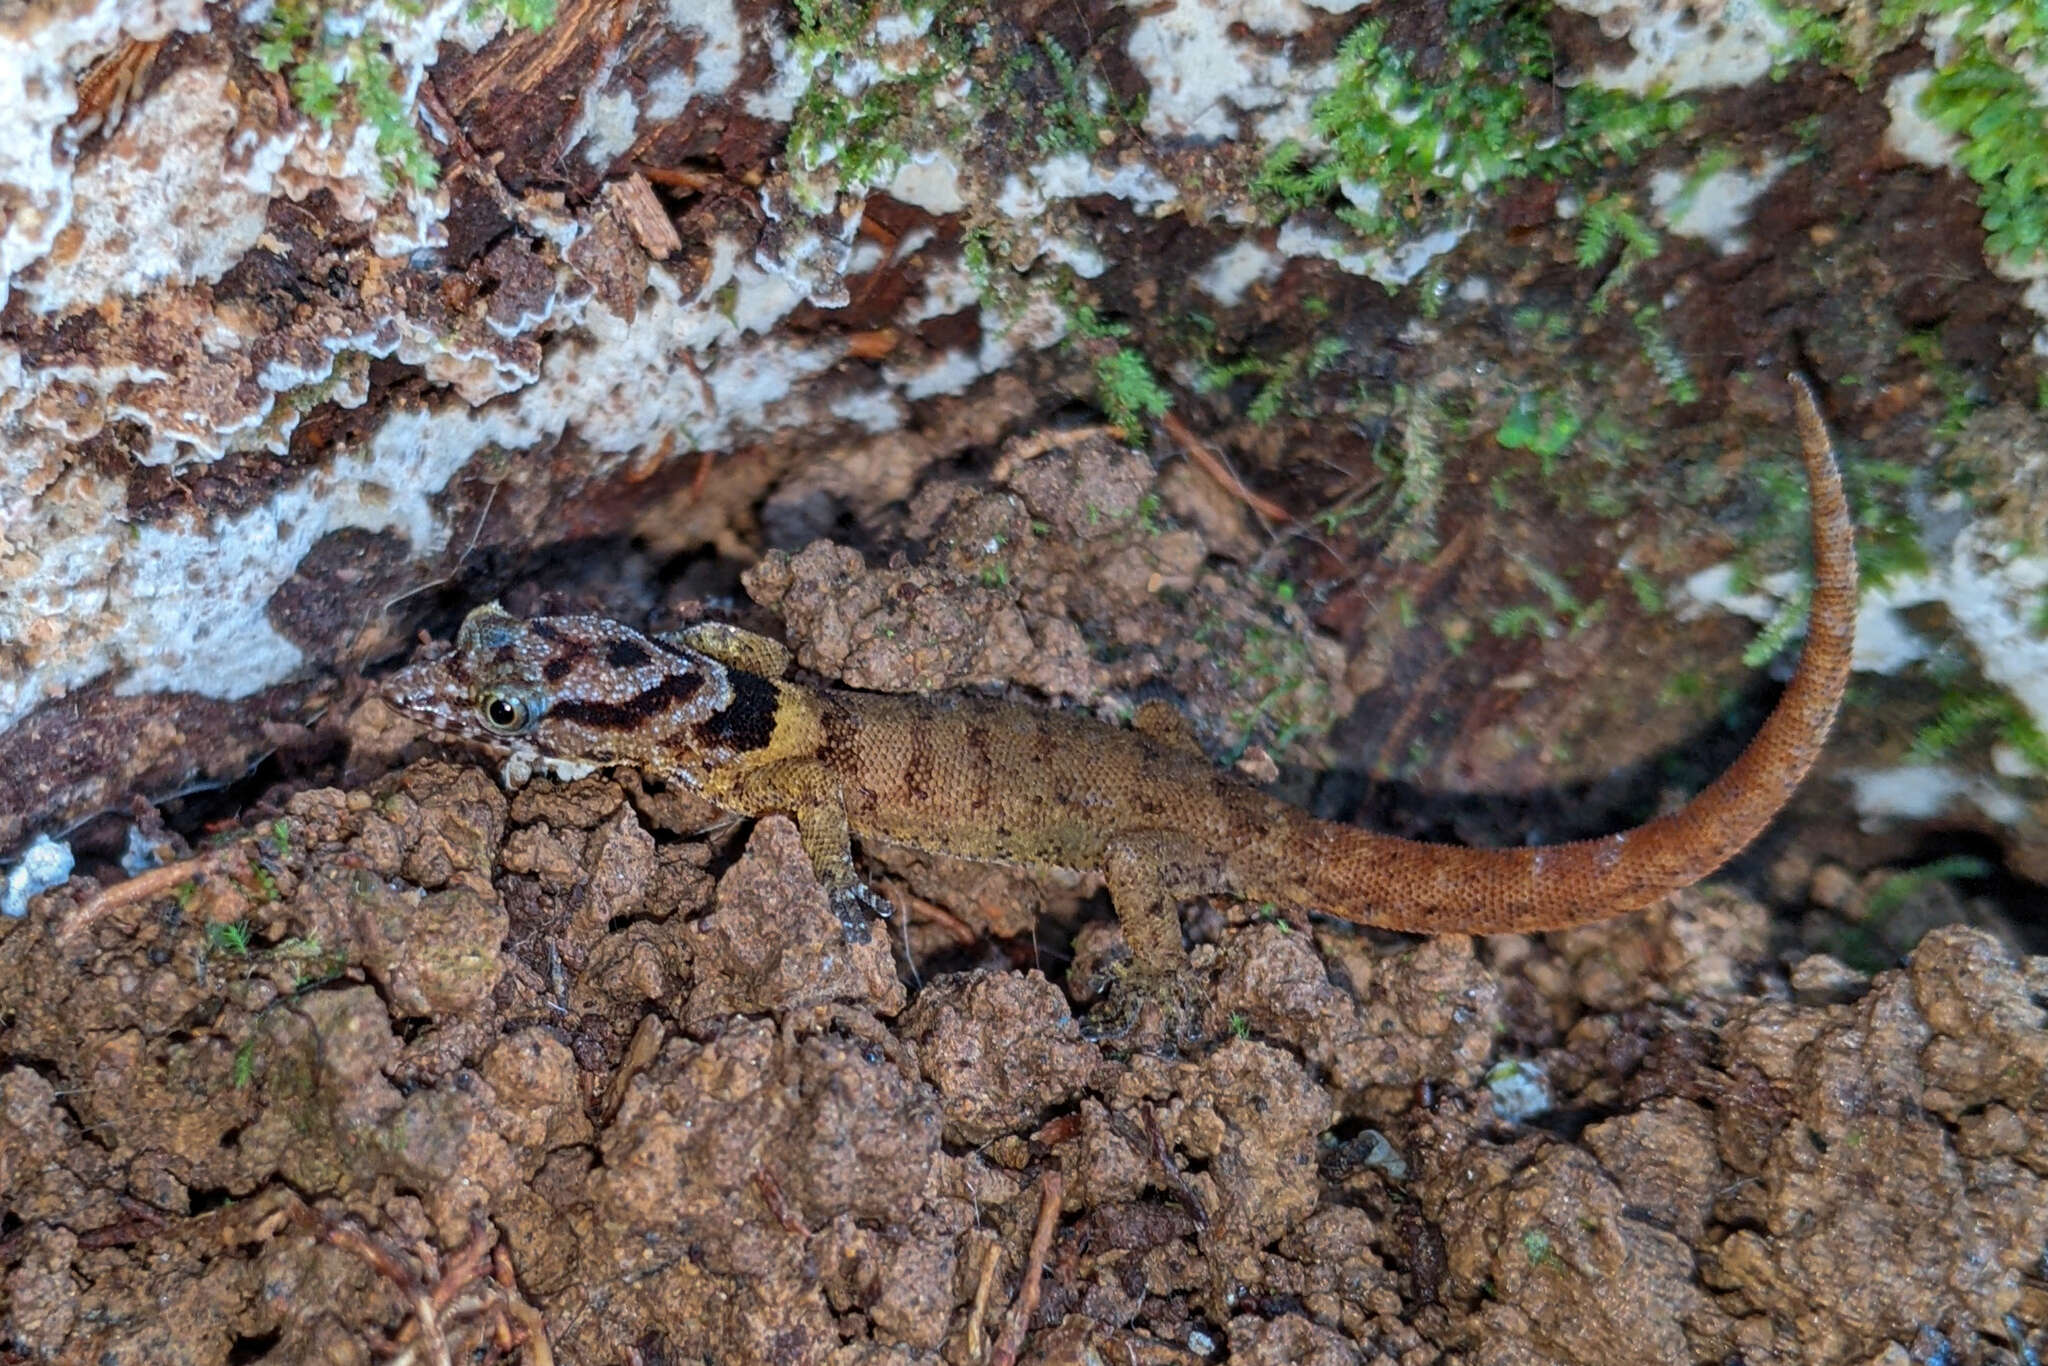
[383, 377, 1855, 1033]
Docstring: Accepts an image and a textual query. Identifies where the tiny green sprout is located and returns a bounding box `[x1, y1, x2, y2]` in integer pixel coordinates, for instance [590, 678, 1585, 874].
[250, 865, 281, 904]
[1229, 1013, 1251, 1040]
[1496, 392, 1581, 464]
[172, 881, 198, 911]
[1911, 686, 2048, 771]
[232, 1035, 259, 1089]
[1863, 855, 1993, 920]
[1489, 604, 1550, 639]
[1092, 347, 1172, 434]
[1659, 670, 1704, 706]
[978, 561, 1012, 589]
[207, 920, 254, 956]
[268, 820, 291, 857]
[1623, 566, 1664, 614]
[1741, 586, 1810, 668]
[1521, 1228, 1565, 1269]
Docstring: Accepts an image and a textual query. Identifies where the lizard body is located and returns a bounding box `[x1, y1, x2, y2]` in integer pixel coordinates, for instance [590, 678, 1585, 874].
[385, 380, 1855, 1024]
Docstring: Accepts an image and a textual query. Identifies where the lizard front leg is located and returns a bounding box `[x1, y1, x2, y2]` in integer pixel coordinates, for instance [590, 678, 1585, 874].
[724, 758, 889, 944]
[659, 621, 793, 677]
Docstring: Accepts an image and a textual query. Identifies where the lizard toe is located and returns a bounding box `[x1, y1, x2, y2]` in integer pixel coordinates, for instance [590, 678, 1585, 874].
[1082, 962, 1207, 1049]
[829, 885, 876, 944]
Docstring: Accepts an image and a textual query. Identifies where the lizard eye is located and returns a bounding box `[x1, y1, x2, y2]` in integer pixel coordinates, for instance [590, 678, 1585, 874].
[478, 691, 537, 734]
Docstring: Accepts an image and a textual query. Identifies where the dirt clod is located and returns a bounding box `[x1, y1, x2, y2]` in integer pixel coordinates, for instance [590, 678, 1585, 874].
[4, 761, 2045, 1365]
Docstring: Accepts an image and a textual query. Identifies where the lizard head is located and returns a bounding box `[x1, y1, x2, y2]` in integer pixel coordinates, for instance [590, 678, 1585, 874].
[383, 603, 733, 769]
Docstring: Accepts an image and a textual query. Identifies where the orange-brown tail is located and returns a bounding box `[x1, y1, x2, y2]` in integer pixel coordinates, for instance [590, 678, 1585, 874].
[1301, 376, 1856, 935]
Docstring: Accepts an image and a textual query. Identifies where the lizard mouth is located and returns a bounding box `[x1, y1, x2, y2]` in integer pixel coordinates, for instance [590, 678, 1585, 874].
[381, 649, 469, 729]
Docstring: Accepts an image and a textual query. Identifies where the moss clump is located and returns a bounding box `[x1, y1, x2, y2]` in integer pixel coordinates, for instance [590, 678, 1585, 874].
[784, 2, 973, 209]
[254, 0, 555, 192]
[1256, 0, 1691, 236]
[1774, 0, 2048, 263]
[1912, 684, 2048, 771]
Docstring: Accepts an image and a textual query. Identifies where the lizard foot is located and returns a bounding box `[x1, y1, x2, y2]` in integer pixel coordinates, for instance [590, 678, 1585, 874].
[828, 882, 893, 945]
[1081, 962, 1207, 1049]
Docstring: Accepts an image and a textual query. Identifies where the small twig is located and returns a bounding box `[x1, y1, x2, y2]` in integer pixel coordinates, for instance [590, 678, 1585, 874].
[753, 1168, 808, 1236]
[56, 842, 254, 943]
[324, 1220, 425, 1299]
[495, 1241, 553, 1366]
[966, 1239, 1002, 1360]
[322, 1214, 535, 1366]
[1159, 410, 1292, 524]
[429, 1218, 497, 1318]
[1142, 1103, 1207, 1230]
[636, 163, 720, 192]
[600, 1012, 667, 1123]
[888, 888, 981, 948]
[990, 1171, 1063, 1366]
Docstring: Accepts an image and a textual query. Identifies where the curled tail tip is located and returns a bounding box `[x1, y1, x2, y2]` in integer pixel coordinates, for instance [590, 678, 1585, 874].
[1785, 371, 1828, 451]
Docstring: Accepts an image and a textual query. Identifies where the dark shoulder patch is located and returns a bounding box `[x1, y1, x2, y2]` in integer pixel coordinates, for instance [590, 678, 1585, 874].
[606, 638, 652, 669]
[697, 668, 780, 753]
[542, 654, 576, 683]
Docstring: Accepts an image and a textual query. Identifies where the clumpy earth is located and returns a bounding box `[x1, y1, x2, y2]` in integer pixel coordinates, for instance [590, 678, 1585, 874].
[3, 421, 2046, 1366]
[5, 751, 2046, 1364]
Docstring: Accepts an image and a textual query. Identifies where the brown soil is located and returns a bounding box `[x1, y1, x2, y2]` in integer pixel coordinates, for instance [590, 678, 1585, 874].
[5, 696, 2046, 1364]
[8, 407, 2048, 1366]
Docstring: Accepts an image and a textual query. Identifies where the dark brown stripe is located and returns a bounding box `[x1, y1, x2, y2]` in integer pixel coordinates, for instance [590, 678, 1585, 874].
[903, 725, 934, 801]
[966, 723, 993, 812]
[607, 639, 652, 669]
[695, 668, 779, 752]
[548, 669, 705, 729]
[542, 654, 575, 683]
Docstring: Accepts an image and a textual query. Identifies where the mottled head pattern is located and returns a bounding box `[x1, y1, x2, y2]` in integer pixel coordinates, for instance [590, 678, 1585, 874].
[384, 604, 734, 770]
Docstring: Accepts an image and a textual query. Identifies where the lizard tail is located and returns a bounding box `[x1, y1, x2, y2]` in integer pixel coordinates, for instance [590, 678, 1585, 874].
[1299, 376, 1856, 935]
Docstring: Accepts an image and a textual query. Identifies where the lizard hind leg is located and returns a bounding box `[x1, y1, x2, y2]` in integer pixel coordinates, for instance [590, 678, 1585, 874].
[1088, 831, 1231, 1043]
[1131, 699, 1205, 755]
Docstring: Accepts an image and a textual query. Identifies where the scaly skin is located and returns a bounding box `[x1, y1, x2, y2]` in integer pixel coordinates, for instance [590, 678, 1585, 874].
[385, 379, 1855, 1025]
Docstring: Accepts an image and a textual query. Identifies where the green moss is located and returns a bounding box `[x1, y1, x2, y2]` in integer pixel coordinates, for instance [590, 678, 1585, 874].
[1256, 1, 1690, 237]
[1066, 302, 1173, 434]
[1489, 603, 1552, 639]
[1863, 854, 1993, 918]
[1740, 585, 1810, 668]
[784, 2, 971, 210]
[1771, 0, 2048, 263]
[1630, 308, 1700, 404]
[1199, 335, 1349, 424]
[1898, 329, 1982, 439]
[1624, 566, 1665, 614]
[206, 919, 254, 957]
[1027, 35, 1144, 155]
[1912, 685, 2048, 770]
[1919, 49, 2048, 262]
[232, 1034, 261, 1089]
[254, 0, 553, 193]
[1091, 348, 1172, 433]
[1575, 198, 1661, 314]
[1495, 390, 1582, 465]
